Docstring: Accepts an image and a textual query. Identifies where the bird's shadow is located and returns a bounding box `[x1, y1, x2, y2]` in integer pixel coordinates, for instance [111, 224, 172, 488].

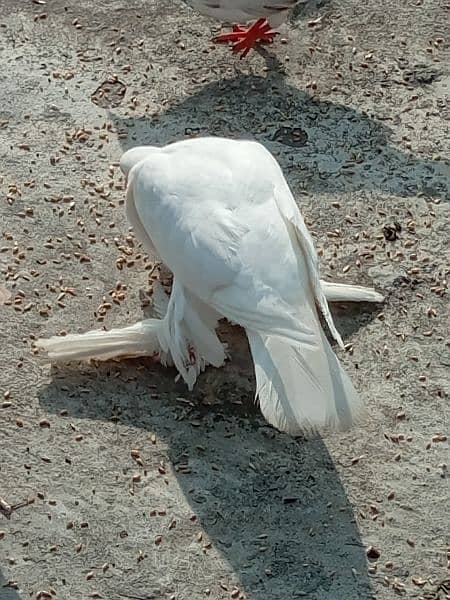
[110, 63, 449, 203]
[38, 353, 373, 600]
[36, 289, 381, 599]
[0, 571, 22, 600]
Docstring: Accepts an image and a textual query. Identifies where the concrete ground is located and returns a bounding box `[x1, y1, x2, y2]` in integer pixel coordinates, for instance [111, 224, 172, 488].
[0, 0, 449, 598]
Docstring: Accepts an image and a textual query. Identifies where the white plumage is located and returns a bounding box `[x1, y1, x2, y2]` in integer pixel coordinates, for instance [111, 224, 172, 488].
[187, 0, 298, 28]
[37, 137, 383, 434]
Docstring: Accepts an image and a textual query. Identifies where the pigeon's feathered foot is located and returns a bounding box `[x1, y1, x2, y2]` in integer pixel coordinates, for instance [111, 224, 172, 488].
[212, 18, 278, 58]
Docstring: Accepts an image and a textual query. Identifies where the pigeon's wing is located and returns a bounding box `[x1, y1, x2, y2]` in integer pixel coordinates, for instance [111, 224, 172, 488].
[232, 140, 344, 348]
[126, 148, 316, 345]
[273, 179, 344, 347]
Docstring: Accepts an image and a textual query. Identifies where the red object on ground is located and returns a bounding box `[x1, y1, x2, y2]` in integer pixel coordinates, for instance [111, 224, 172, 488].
[212, 18, 279, 58]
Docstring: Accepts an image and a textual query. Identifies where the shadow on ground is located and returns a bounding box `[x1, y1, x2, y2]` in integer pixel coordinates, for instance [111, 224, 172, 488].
[110, 62, 449, 203]
[0, 570, 22, 600]
[38, 352, 372, 599]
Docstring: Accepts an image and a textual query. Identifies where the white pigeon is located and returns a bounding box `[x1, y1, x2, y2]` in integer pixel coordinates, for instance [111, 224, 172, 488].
[185, 0, 305, 57]
[37, 137, 383, 435]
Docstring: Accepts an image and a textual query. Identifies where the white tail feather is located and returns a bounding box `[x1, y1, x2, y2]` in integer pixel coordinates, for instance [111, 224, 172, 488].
[35, 319, 165, 363]
[247, 329, 366, 435]
[35, 280, 227, 392]
[321, 280, 384, 303]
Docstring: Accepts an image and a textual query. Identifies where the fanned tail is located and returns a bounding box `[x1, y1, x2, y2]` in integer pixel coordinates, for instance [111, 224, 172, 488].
[247, 329, 366, 435]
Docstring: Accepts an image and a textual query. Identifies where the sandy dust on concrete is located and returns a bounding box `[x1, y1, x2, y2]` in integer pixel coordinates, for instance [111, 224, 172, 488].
[0, 0, 449, 599]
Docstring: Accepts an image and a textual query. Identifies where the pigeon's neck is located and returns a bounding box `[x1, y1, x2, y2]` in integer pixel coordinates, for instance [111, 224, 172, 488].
[120, 146, 159, 176]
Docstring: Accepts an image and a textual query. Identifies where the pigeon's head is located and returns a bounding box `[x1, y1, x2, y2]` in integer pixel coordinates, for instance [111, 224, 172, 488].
[120, 146, 159, 184]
